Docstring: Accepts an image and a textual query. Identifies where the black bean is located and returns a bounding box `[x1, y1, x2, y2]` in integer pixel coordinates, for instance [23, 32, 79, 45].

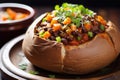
[88, 17, 92, 21]
[94, 30, 99, 34]
[41, 22, 47, 26]
[72, 31, 79, 36]
[82, 26, 87, 33]
[49, 36, 55, 40]
[83, 15, 89, 20]
[61, 38, 68, 45]
[77, 33, 82, 37]
[53, 31, 59, 37]
[66, 35, 73, 41]
[92, 20, 99, 27]
[57, 30, 61, 35]
[34, 28, 38, 33]
[44, 27, 48, 31]
[60, 32, 65, 37]
[99, 29, 104, 33]
[71, 31, 76, 36]
[48, 28, 54, 34]
[92, 26, 99, 32]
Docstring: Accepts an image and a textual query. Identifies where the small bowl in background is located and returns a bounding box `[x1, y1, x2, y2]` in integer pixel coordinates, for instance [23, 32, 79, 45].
[0, 3, 35, 47]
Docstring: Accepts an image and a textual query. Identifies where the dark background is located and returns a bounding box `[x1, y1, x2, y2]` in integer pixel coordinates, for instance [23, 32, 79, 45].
[0, 1, 120, 46]
[0, 0, 120, 8]
[0, 0, 120, 21]
[0, 0, 120, 47]
[0, 0, 120, 80]
[1, 0, 120, 17]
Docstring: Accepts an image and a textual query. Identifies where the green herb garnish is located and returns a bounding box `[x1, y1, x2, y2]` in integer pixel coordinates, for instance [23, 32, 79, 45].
[29, 70, 39, 75]
[77, 36, 81, 41]
[100, 25, 105, 31]
[72, 17, 81, 27]
[54, 3, 95, 28]
[19, 63, 27, 70]
[88, 31, 93, 38]
[39, 30, 44, 38]
[48, 74, 55, 78]
[56, 36, 61, 42]
[55, 5, 60, 10]
[42, 18, 46, 22]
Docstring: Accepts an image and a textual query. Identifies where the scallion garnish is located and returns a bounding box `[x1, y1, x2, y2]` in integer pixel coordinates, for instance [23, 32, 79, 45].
[56, 36, 61, 42]
[77, 36, 81, 41]
[39, 30, 44, 38]
[19, 63, 27, 70]
[48, 74, 55, 78]
[53, 3, 95, 27]
[88, 31, 93, 38]
[100, 25, 105, 31]
[29, 70, 39, 75]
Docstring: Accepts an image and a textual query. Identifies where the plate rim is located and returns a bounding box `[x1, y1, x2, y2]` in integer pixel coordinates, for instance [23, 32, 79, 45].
[1, 34, 120, 80]
[0, 35, 26, 80]
[1, 34, 54, 80]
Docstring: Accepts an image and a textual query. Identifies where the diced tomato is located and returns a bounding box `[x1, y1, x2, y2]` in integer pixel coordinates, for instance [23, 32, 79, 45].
[96, 15, 106, 25]
[83, 34, 89, 41]
[43, 31, 51, 39]
[51, 19, 58, 26]
[70, 24, 77, 31]
[45, 13, 53, 22]
[63, 17, 71, 25]
[53, 23, 61, 31]
[84, 22, 92, 31]
[69, 40, 79, 45]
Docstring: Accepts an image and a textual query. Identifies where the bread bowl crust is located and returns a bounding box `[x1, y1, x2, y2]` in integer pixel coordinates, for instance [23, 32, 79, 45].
[22, 14, 64, 72]
[106, 21, 120, 54]
[22, 13, 120, 74]
[63, 33, 116, 74]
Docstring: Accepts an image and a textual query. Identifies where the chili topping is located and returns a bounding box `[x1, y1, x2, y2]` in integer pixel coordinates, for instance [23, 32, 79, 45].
[35, 3, 109, 45]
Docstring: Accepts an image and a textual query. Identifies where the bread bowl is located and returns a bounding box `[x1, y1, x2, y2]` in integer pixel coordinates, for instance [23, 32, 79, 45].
[22, 3, 120, 74]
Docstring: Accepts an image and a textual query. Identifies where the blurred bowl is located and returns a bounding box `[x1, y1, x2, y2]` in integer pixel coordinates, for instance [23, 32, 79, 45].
[0, 3, 35, 47]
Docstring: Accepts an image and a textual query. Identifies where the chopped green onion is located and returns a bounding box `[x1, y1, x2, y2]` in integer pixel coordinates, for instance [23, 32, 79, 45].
[100, 25, 105, 31]
[56, 36, 61, 42]
[62, 2, 68, 8]
[88, 31, 93, 38]
[48, 75, 55, 78]
[54, 3, 95, 26]
[42, 18, 46, 22]
[87, 10, 94, 17]
[39, 30, 44, 38]
[29, 71, 39, 75]
[79, 5, 86, 14]
[72, 17, 81, 27]
[55, 5, 60, 10]
[77, 36, 81, 41]
[64, 11, 72, 17]
[19, 63, 27, 70]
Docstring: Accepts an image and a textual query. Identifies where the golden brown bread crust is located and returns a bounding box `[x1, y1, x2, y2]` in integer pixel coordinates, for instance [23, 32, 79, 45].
[22, 14, 120, 74]
[63, 33, 116, 74]
[106, 21, 120, 54]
